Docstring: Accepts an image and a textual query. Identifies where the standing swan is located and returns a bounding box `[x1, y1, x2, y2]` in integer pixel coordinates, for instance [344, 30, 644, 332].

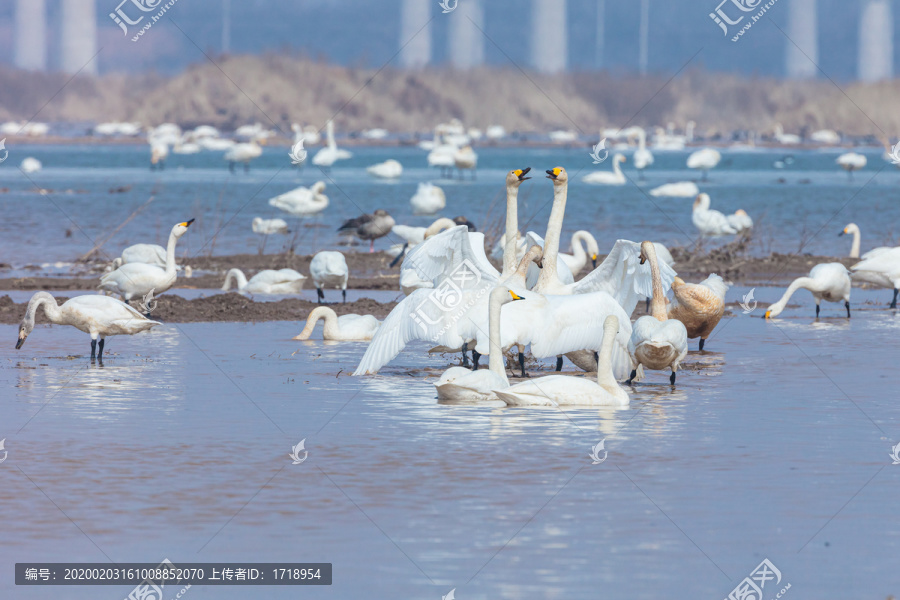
[765, 263, 852, 319]
[687, 148, 721, 181]
[16, 292, 160, 361]
[310, 251, 349, 303]
[99, 220, 194, 302]
[849, 248, 900, 309]
[633, 128, 654, 181]
[836, 152, 866, 180]
[583, 153, 627, 185]
[493, 315, 630, 407]
[627, 242, 688, 385]
[294, 307, 380, 341]
[839, 223, 893, 259]
[667, 274, 728, 350]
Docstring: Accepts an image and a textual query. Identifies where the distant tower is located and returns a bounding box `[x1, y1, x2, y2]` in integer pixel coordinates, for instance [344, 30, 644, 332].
[14, 0, 47, 71]
[596, 0, 605, 69]
[447, 0, 484, 69]
[400, 0, 431, 68]
[785, 0, 818, 79]
[532, 0, 567, 73]
[638, 0, 649, 75]
[222, 0, 231, 53]
[60, 0, 98, 75]
[859, 0, 893, 81]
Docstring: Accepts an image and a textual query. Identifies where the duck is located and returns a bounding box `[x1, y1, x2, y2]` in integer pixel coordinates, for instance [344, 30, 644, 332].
[765, 263, 852, 318]
[627, 242, 688, 385]
[559, 230, 600, 275]
[366, 159, 403, 179]
[726, 209, 753, 232]
[493, 315, 630, 407]
[221, 268, 306, 294]
[252, 217, 289, 235]
[692, 193, 737, 236]
[268, 181, 328, 217]
[583, 153, 627, 185]
[667, 274, 729, 350]
[410, 183, 446, 215]
[337, 210, 395, 253]
[16, 292, 160, 362]
[99, 220, 194, 302]
[836, 152, 867, 180]
[294, 306, 379, 341]
[850, 247, 900, 309]
[649, 181, 699, 198]
[310, 251, 349, 303]
[686, 148, 721, 181]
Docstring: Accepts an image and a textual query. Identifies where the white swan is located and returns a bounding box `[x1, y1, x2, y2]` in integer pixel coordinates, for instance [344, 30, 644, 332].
[427, 127, 457, 178]
[810, 129, 840, 145]
[454, 146, 478, 179]
[16, 292, 160, 361]
[149, 137, 169, 170]
[224, 137, 264, 172]
[836, 152, 866, 179]
[294, 306, 379, 341]
[268, 181, 329, 217]
[252, 217, 288, 235]
[410, 183, 446, 215]
[312, 120, 352, 168]
[559, 230, 600, 275]
[692, 193, 737, 236]
[494, 315, 630, 407]
[649, 181, 699, 198]
[396, 218, 461, 294]
[726, 209, 753, 232]
[633, 128, 654, 180]
[222, 268, 306, 294]
[840, 223, 893, 260]
[434, 286, 520, 403]
[583, 153, 627, 185]
[310, 251, 349, 303]
[765, 263, 852, 318]
[366, 159, 403, 179]
[99, 220, 193, 301]
[111, 243, 187, 271]
[686, 148, 721, 181]
[20, 157, 42, 173]
[627, 242, 688, 385]
[773, 123, 801, 145]
[850, 247, 900, 309]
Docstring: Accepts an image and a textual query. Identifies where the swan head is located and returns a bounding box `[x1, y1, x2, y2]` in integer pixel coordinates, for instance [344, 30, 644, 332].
[15, 322, 31, 349]
[373, 209, 391, 218]
[614, 153, 627, 163]
[524, 244, 544, 268]
[638, 240, 655, 264]
[545, 167, 568, 183]
[172, 219, 195, 238]
[693, 194, 711, 211]
[734, 209, 749, 217]
[506, 167, 532, 187]
[840, 223, 859, 237]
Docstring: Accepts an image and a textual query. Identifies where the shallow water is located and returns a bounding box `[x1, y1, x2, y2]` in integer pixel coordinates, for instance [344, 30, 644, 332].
[1, 144, 899, 270]
[2, 283, 898, 598]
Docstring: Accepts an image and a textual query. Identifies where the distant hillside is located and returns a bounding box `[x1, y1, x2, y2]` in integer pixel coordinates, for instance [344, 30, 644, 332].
[1, 55, 898, 138]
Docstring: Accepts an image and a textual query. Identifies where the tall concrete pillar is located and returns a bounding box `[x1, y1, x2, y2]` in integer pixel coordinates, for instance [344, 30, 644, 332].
[859, 0, 893, 82]
[532, 0, 567, 73]
[60, 0, 98, 75]
[785, 0, 818, 79]
[448, 0, 484, 69]
[15, 0, 47, 71]
[400, 0, 432, 68]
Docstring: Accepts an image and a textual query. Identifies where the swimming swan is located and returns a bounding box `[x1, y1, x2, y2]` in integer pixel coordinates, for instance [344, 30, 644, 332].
[222, 268, 306, 294]
[583, 153, 627, 185]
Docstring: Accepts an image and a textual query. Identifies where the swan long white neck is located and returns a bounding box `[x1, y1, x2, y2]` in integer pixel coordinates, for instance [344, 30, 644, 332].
[424, 218, 457, 239]
[569, 231, 590, 265]
[297, 307, 339, 340]
[596, 320, 620, 391]
[502, 183, 520, 278]
[24, 292, 63, 329]
[770, 276, 816, 315]
[164, 226, 180, 277]
[848, 227, 861, 258]
[537, 181, 567, 289]
[637, 128, 647, 151]
[612, 156, 624, 178]
[222, 268, 249, 291]
[503, 246, 542, 289]
[488, 288, 510, 386]
[645, 243, 667, 321]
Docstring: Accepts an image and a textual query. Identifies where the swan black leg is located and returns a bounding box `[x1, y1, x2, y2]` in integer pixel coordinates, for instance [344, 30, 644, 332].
[627, 369, 637, 384]
[815, 304, 820, 318]
[699, 338, 705, 351]
[90, 339, 97, 361]
[317, 288, 324, 304]
[518, 352, 527, 378]
[472, 350, 481, 371]
[461, 342, 470, 368]
[891, 289, 898, 309]
[645, 298, 650, 313]
[342, 289, 347, 304]
[845, 301, 851, 318]
[594, 352, 599, 369]
[670, 371, 677, 385]
[98, 339, 105, 359]
[555, 356, 563, 372]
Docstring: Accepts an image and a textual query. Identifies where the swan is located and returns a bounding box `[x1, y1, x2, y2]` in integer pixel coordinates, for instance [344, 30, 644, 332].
[652, 126, 685, 151]
[172, 141, 201, 155]
[836, 152, 866, 179]
[773, 123, 801, 145]
[559, 230, 600, 275]
[292, 123, 321, 146]
[337, 210, 395, 253]
[294, 306, 379, 341]
[222, 268, 306, 294]
[268, 181, 328, 217]
[224, 137, 264, 172]
[454, 146, 478, 179]
[410, 183, 446, 215]
[110, 243, 188, 271]
[811, 129, 840, 145]
[667, 274, 728, 350]
[434, 286, 521, 403]
[649, 181, 699, 198]
[583, 153, 627, 185]
[20, 157, 43, 173]
[633, 128, 654, 180]
[726, 209, 753, 232]
[366, 159, 403, 179]
[686, 148, 721, 181]
[99, 220, 193, 301]
[840, 223, 893, 260]
[692, 193, 737, 236]
[627, 242, 688, 385]
[310, 251, 349, 303]
[199, 137, 235, 151]
[252, 217, 289, 235]
[16, 292, 160, 361]
[312, 120, 352, 168]
[850, 247, 900, 309]
[148, 137, 169, 170]
[486, 125, 506, 140]
[427, 127, 457, 178]
[494, 315, 630, 407]
[765, 263, 851, 318]
[395, 218, 462, 294]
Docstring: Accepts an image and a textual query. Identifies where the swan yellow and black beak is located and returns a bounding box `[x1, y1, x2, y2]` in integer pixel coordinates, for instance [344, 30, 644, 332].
[591, 254, 598, 269]
[509, 290, 525, 301]
[764, 310, 772, 319]
[15, 329, 26, 349]
[180, 218, 195, 228]
[514, 167, 532, 181]
[546, 167, 562, 180]
[838, 227, 847, 237]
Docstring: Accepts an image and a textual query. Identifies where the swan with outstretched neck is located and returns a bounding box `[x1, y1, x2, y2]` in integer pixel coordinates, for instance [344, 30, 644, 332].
[222, 268, 306, 295]
[294, 307, 379, 341]
[16, 292, 160, 361]
[765, 263, 851, 319]
[583, 153, 627, 185]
